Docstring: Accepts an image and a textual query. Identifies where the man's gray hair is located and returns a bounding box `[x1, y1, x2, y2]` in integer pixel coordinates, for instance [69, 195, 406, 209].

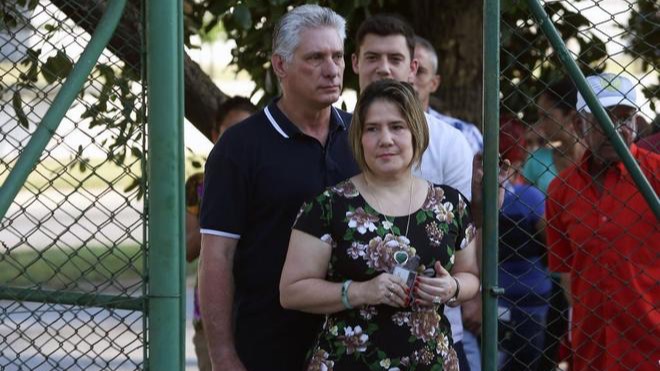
[414, 36, 438, 74]
[272, 5, 346, 63]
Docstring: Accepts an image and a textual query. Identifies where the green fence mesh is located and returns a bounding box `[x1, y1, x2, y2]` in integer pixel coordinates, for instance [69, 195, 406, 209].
[1, 1, 147, 369]
[497, 1, 657, 370]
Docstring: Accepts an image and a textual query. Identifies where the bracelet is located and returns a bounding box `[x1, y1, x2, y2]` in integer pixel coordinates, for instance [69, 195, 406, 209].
[452, 276, 460, 299]
[341, 280, 353, 309]
[447, 277, 460, 305]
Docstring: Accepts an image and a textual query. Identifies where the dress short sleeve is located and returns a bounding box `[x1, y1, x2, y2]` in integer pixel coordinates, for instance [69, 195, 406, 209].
[292, 190, 334, 245]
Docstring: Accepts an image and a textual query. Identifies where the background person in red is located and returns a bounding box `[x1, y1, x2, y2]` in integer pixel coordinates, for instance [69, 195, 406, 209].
[545, 73, 659, 370]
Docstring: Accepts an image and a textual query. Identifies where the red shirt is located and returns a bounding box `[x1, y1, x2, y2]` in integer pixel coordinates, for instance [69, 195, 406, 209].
[546, 144, 660, 371]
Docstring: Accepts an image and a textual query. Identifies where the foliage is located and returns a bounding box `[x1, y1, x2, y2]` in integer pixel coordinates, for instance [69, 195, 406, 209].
[3, 1, 145, 195]
[183, 0, 655, 121]
[622, 0, 659, 111]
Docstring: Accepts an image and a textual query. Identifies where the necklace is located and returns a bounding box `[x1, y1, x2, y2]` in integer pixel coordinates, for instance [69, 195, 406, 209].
[363, 173, 414, 238]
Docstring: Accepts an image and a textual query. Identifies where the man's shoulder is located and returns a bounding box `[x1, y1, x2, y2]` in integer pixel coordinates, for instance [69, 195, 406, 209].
[425, 112, 467, 139]
[334, 106, 352, 126]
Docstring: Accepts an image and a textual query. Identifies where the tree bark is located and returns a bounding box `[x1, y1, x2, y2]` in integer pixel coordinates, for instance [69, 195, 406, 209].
[48, 0, 224, 140]
[412, 0, 484, 129]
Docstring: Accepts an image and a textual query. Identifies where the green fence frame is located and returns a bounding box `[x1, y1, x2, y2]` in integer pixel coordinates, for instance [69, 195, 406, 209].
[146, 0, 186, 368]
[0, 0, 186, 368]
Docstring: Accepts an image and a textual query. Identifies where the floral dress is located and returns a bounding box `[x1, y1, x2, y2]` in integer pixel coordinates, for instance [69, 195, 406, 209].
[293, 179, 475, 371]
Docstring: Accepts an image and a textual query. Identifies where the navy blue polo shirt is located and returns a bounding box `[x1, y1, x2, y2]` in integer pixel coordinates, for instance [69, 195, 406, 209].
[200, 99, 359, 371]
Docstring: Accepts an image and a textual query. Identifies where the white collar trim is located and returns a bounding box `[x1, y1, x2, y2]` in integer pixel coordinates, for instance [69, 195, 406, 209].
[264, 106, 289, 139]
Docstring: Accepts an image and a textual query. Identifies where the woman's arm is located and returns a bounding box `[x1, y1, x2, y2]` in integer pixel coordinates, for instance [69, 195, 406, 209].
[280, 230, 409, 314]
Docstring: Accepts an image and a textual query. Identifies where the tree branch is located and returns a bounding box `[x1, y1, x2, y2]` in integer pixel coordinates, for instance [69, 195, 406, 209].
[48, 0, 224, 140]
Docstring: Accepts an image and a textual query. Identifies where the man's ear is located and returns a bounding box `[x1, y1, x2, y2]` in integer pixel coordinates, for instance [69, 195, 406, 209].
[430, 74, 441, 94]
[271, 54, 287, 80]
[573, 113, 587, 137]
[408, 59, 419, 84]
[351, 53, 360, 74]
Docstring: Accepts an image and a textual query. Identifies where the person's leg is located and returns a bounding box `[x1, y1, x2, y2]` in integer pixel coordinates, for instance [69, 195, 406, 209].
[462, 330, 481, 371]
[453, 341, 471, 371]
[499, 305, 548, 371]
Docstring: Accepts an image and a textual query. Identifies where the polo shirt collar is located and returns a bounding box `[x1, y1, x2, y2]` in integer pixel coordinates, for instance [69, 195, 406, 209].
[264, 97, 347, 139]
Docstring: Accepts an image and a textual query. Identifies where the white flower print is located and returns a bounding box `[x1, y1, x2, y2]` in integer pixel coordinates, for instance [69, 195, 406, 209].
[346, 241, 367, 260]
[331, 180, 359, 198]
[359, 306, 377, 320]
[320, 234, 337, 248]
[379, 358, 391, 368]
[461, 224, 477, 249]
[341, 325, 369, 354]
[346, 207, 379, 234]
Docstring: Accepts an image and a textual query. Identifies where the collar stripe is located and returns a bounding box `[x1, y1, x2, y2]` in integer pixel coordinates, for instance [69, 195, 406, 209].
[264, 106, 289, 139]
[264, 104, 346, 139]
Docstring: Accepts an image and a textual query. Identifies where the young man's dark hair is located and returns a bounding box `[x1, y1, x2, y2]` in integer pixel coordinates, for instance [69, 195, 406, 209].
[544, 77, 578, 114]
[354, 14, 415, 58]
[214, 96, 258, 133]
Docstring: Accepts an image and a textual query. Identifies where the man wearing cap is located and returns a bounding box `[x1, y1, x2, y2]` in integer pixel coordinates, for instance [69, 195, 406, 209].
[545, 73, 659, 370]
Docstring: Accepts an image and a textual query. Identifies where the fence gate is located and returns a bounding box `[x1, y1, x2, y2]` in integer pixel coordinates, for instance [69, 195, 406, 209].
[484, 0, 658, 370]
[0, 1, 184, 370]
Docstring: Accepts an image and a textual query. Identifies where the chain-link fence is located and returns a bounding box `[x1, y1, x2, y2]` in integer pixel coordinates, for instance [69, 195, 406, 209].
[1, 1, 148, 369]
[496, 0, 658, 370]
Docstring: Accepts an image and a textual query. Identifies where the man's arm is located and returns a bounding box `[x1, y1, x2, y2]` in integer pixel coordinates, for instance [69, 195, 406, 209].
[198, 234, 246, 371]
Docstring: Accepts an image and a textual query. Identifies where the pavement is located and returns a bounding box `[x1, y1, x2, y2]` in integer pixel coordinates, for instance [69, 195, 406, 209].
[0, 278, 200, 370]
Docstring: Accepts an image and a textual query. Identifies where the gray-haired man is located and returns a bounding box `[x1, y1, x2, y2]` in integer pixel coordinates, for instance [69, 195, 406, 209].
[198, 5, 359, 370]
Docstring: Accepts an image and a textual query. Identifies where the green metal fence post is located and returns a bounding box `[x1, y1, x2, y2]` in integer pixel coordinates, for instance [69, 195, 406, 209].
[483, 0, 501, 370]
[0, 0, 127, 220]
[146, 0, 185, 368]
[526, 0, 660, 219]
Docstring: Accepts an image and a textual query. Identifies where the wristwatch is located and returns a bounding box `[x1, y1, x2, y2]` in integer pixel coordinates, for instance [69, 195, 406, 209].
[447, 277, 460, 305]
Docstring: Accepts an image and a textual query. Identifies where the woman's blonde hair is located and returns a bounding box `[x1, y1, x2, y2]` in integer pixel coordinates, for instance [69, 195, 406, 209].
[349, 79, 429, 173]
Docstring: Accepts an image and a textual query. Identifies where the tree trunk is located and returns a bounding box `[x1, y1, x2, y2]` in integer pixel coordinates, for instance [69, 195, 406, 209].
[48, 0, 224, 140]
[412, 0, 484, 130]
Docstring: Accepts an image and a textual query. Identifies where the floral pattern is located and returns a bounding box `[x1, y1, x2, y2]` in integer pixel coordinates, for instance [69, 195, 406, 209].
[294, 179, 472, 370]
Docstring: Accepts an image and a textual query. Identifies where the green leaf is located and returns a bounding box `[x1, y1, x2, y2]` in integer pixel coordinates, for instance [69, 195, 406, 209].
[233, 4, 252, 30]
[416, 210, 427, 224]
[124, 178, 140, 193]
[343, 228, 354, 241]
[12, 91, 29, 128]
[42, 50, 73, 84]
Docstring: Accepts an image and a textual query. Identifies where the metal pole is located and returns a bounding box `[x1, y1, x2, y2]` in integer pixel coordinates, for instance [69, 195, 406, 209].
[482, 0, 502, 370]
[526, 0, 660, 219]
[0, 0, 127, 220]
[146, 0, 185, 368]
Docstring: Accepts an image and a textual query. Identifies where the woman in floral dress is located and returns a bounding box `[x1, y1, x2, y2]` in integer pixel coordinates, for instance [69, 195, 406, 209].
[280, 80, 480, 371]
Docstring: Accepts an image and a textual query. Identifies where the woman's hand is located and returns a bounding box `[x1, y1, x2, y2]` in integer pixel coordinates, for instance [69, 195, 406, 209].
[356, 273, 409, 308]
[413, 261, 457, 307]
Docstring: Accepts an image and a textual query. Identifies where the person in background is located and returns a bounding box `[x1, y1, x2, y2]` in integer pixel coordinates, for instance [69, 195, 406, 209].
[198, 5, 359, 371]
[497, 115, 550, 370]
[185, 96, 257, 371]
[546, 73, 659, 370]
[523, 78, 585, 194]
[413, 36, 484, 156]
[523, 77, 583, 371]
[636, 114, 659, 153]
[351, 14, 475, 370]
[280, 79, 480, 371]
[413, 35, 486, 371]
